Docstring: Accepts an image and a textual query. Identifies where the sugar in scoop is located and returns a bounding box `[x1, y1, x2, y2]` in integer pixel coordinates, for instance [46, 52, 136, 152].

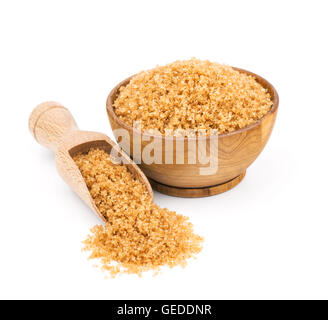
[74, 149, 203, 277]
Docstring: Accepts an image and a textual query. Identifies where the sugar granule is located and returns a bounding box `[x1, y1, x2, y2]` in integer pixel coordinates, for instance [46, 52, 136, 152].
[113, 59, 273, 135]
[74, 148, 203, 277]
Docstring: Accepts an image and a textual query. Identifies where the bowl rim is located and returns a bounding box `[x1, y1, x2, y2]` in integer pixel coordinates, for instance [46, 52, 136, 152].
[106, 66, 279, 141]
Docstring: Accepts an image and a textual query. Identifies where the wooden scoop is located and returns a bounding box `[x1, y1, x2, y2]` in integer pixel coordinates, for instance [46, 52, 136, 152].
[29, 101, 153, 222]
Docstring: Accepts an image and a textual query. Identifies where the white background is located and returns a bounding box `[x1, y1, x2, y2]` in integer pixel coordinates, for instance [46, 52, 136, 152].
[0, 0, 327, 300]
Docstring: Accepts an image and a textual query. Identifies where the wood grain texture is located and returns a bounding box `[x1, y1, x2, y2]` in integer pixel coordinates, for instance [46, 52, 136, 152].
[29, 101, 78, 151]
[106, 67, 279, 195]
[149, 171, 246, 198]
[29, 102, 153, 221]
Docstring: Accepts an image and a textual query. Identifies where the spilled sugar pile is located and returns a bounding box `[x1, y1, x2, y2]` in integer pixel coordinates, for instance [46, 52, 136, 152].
[74, 148, 203, 277]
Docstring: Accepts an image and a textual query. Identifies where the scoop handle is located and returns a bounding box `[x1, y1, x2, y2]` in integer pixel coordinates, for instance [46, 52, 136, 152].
[29, 101, 78, 151]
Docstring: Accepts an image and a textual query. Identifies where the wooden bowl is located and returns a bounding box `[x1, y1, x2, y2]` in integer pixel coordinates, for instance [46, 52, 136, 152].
[106, 68, 279, 198]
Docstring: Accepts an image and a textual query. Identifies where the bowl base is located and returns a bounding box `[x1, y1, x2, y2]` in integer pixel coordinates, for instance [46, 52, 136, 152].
[149, 171, 246, 198]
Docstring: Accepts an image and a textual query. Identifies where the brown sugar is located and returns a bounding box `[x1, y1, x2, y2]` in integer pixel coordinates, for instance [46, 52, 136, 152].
[113, 59, 273, 135]
[74, 148, 203, 277]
